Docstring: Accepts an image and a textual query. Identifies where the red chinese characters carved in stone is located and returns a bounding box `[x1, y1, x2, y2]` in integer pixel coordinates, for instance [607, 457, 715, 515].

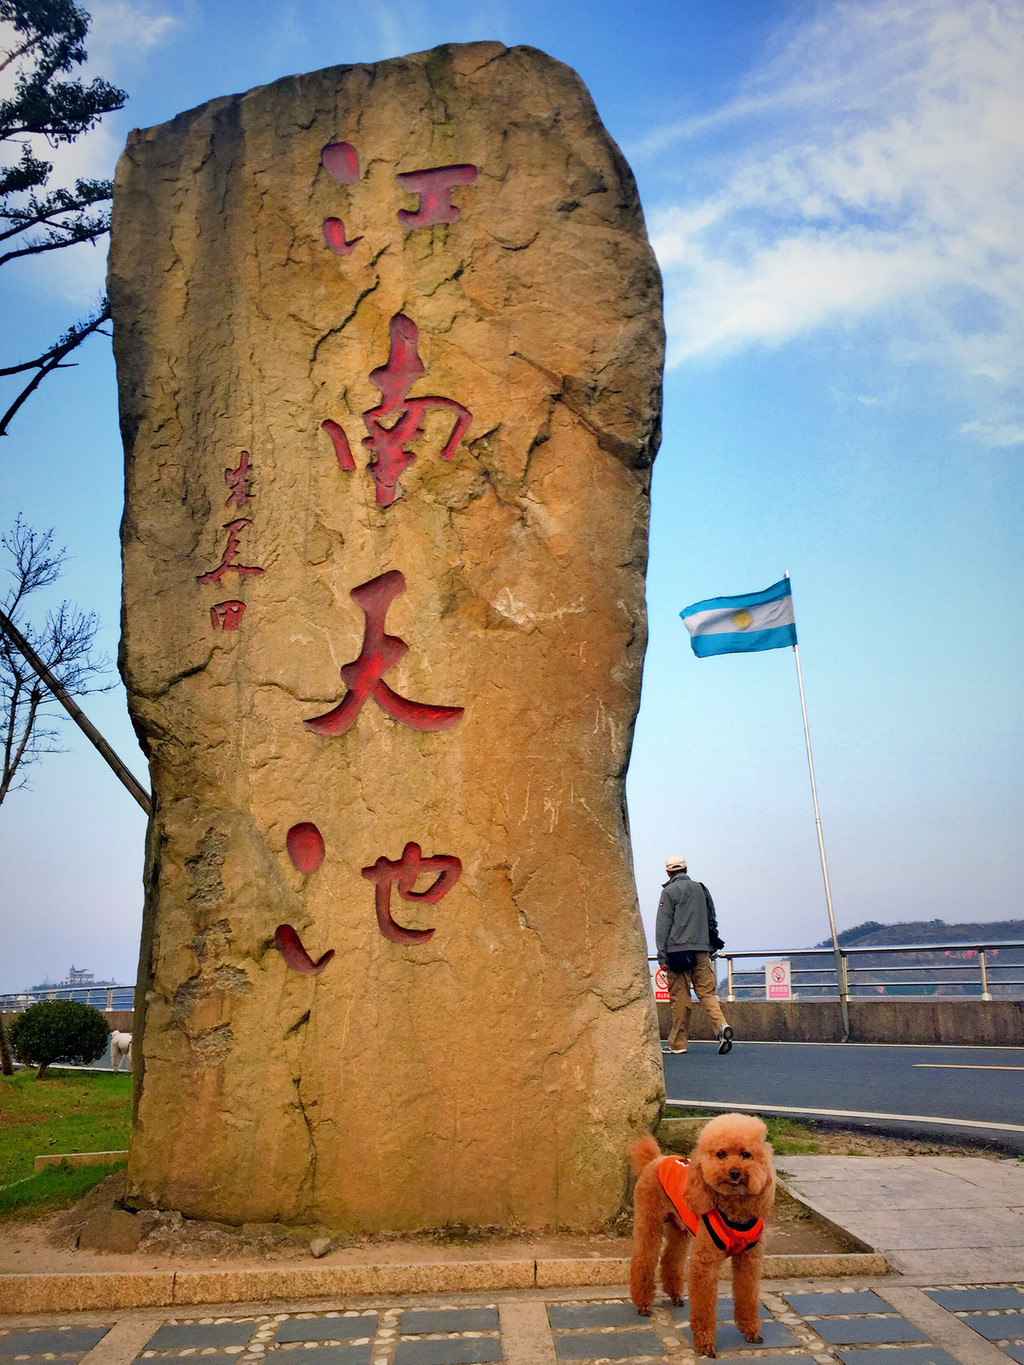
[304, 569, 464, 736]
[275, 923, 335, 974]
[196, 519, 265, 586]
[323, 312, 472, 508]
[210, 600, 246, 630]
[396, 164, 477, 228]
[362, 841, 462, 943]
[224, 450, 253, 509]
[321, 141, 363, 255]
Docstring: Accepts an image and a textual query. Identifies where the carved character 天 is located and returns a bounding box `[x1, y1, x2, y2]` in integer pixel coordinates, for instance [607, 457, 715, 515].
[362, 841, 462, 943]
[304, 569, 464, 736]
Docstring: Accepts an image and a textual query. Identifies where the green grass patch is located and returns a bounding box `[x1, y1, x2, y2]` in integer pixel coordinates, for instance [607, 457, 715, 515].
[764, 1117, 821, 1154]
[660, 1107, 821, 1154]
[0, 1160, 126, 1219]
[0, 1068, 131, 1188]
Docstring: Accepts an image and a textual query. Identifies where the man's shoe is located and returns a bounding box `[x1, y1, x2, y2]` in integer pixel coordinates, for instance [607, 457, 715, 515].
[667, 1044, 688, 1053]
[717, 1025, 734, 1055]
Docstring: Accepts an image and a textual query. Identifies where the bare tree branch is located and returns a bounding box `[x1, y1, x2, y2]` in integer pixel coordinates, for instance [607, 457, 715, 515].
[0, 514, 115, 806]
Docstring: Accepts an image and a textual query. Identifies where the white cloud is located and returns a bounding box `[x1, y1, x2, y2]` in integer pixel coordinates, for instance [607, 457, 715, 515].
[86, 1, 181, 69]
[958, 420, 1024, 448]
[640, 0, 1024, 444]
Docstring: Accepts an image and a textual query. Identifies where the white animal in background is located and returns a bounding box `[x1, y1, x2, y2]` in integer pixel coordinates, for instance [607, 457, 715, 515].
[110, 1030, 132, 1071]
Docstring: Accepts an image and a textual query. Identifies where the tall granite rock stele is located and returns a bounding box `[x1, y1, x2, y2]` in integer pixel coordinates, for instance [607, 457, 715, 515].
[111, 41, 665, 1230]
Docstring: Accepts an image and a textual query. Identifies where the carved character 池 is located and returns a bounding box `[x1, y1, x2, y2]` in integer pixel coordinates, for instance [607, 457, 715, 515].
[286, 822, 326, 875]
[304, 569, 464, 736]
[362, 841, 462, 943]
[322, 312, 472, 507]
[275, 923, 335, 974]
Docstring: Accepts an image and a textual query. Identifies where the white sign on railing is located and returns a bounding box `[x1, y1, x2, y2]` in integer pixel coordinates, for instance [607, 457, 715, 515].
[652, 966, 670, 1003]
[766, 960, 792, 1000]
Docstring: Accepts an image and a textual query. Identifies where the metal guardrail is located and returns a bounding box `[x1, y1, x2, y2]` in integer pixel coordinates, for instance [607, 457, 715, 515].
[649, 940, 1024, 1002]
[0, 984, 134, 1012]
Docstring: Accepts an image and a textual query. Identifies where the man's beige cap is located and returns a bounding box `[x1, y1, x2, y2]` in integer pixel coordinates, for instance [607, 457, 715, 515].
[665, 856, 687, 873]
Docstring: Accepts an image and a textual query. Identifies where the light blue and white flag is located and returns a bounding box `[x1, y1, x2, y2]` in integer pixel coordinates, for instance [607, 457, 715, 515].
[680, 578, 797, 657]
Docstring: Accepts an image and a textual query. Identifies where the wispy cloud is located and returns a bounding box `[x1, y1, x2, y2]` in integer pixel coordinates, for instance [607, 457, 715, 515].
[640, 0, 1024, 443]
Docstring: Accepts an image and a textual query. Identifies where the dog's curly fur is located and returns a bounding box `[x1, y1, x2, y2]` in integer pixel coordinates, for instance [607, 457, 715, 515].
[629, 1112, 775, 1356]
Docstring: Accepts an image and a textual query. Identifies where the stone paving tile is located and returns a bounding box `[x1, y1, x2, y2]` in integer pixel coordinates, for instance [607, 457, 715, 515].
[552, 1329, 664, 1361]
[399, 1310, 499, 1335]
[959, 1315, 1024, 1342]
[667, 1300, 777, 1324]
[681, 1322, 798, 1352]
[835, 1350, 962, 1365]
[0, 1330, 111, 1358]
[145, 1326, 257, 1352]
[265, 1349, 370, 1365]
[722, 1359, 817, 1365]
[393, 1339, 501, 1365]
[824, 1208, 1024, 1251]
[814, 1319, 928, 1346]
[265, 1346, 375, 1362]
[548, 1303, 644, 1330]
[925, 1290, 1024, 1312]
[783, 1292, 892, 1316]
[274, 1315, 379, 1343]
[887, 1250, 1024, 1280]
[1004, 1347, 1024, 1364]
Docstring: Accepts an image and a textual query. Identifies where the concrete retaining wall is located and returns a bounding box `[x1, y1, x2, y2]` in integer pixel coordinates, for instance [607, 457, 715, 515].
[657, 997, 1024, 1045]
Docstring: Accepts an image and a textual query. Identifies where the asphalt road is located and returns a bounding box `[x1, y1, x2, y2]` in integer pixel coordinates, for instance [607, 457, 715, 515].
[662, 1040, 1024, 1150]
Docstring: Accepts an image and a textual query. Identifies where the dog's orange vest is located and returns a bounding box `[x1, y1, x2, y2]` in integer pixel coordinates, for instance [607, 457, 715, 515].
[657, 1157, 763, 1256]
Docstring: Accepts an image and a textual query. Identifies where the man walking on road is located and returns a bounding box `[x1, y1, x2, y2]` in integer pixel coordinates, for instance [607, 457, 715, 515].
[656, 857, 733, 1055]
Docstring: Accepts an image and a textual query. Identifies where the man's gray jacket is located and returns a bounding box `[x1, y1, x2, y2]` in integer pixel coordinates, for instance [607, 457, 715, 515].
[655, 873, 722, 964]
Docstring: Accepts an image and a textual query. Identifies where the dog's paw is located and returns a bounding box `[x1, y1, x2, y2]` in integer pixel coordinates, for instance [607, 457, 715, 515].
[671, 1295, 684, 1306]
[738, 1327, 763, 1343]
[635, 1306, 652, 1317]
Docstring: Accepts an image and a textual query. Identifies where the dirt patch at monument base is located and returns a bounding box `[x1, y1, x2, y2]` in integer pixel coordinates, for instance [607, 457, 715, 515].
[0, 1172, 851, 1278]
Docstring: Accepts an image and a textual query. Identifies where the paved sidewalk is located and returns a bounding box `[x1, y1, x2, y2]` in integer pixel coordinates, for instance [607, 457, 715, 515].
[777, 1157, 1024, 1281]
[3, 1279, 1024, 1365]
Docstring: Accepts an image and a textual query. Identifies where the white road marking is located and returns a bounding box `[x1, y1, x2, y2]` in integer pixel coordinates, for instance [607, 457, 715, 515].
[665, 1097, 1024, 1134]
[913, 1063, 1024, 1070]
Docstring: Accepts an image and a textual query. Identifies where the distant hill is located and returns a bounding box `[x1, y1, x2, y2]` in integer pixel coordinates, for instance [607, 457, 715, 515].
[814, 919, 1024, 948]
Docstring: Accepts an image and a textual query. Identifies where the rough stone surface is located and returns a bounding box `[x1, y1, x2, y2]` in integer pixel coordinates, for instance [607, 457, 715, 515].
[110, 41, 664, 1237]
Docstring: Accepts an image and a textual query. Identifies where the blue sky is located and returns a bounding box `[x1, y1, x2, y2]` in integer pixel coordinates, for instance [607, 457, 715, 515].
[1, 0, 1021, 990]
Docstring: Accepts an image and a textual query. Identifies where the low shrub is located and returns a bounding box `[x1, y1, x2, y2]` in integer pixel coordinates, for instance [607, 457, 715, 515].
[8, 1001, 110, 1078]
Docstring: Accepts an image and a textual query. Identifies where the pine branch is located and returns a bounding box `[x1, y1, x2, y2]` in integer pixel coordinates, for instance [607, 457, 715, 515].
[0, 302, 110, 438]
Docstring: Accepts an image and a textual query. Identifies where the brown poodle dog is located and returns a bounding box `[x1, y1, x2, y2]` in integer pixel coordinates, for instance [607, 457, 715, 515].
[629, 1112, 775, 1356]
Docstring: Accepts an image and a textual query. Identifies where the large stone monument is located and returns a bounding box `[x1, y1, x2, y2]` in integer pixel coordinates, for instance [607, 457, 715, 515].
[111, 41, 665, 1230]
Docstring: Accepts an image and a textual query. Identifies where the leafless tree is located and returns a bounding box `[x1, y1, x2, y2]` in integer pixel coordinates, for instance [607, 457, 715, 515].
[0, 515, 111, 805]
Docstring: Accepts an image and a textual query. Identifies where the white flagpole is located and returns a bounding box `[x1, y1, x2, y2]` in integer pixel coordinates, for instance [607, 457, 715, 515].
[785, 572, 850, 1041]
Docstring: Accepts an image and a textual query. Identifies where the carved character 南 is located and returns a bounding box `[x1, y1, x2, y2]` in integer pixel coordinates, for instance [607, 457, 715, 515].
[321, 312, 472, 507]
